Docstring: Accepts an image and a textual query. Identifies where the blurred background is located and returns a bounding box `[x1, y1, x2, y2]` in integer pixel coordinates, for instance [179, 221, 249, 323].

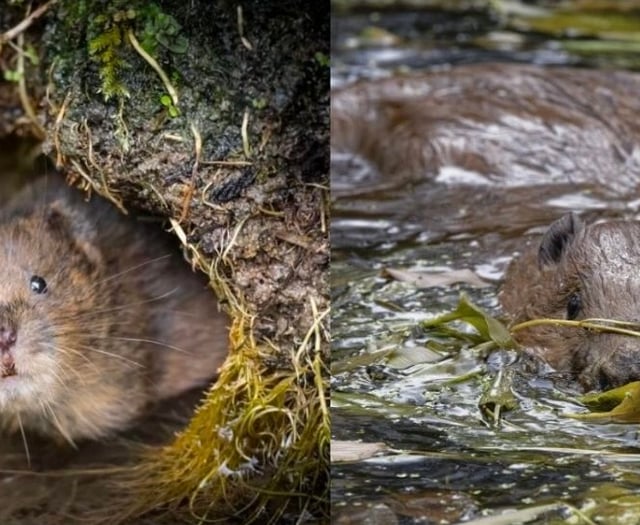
[333, 0, 640, 88]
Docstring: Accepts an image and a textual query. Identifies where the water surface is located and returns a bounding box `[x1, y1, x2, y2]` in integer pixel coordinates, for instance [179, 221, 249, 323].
[332, 3, 640, 523]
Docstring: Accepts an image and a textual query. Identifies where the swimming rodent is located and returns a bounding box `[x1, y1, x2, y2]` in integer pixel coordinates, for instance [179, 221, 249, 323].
[0, 176, 228, 442]
[332, 64, 640, 192]
[500, 213, 640, 391]
[331, 64, 640, 244]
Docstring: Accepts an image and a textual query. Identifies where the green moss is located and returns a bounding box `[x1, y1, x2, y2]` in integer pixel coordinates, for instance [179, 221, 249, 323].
[88, 23, 130, 100]
[82, 2, 187, 102]
[314, 51, 330, 67]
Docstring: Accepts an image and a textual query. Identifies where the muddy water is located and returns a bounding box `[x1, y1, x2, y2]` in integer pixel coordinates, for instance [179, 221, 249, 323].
[332, 5, 640, 524]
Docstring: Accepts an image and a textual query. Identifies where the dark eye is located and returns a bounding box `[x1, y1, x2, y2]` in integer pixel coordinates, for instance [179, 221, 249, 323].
[30, 275, 48, 294]
[567, 292, 581, 320]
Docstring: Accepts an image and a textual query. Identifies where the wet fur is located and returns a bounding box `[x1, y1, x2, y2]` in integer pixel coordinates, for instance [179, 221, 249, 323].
[0, 176, 227, 441]
[501, 213, 640, 391]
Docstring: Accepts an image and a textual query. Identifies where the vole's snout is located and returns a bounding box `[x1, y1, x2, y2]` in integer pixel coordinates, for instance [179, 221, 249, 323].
[579, 341, 640, 392]
[0, 325, 17, 378]
[0, 326, 17, 352]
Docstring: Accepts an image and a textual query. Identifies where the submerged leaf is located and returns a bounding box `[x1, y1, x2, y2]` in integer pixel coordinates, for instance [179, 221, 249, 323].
[382, 267, 490, 288]
[386, 346, 446, 369]
[479, 368, 519, 425]
[517, 11, 640, 39]
[331, 440, 389, 463]
[573, 381, 640, 423]
[331, 347, 396, 375]
[333, 344, 446, 375]
[460, 503, 565, 525]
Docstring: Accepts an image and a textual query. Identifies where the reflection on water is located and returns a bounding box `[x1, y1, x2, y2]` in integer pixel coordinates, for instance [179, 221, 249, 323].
[332, 4, 640, 524]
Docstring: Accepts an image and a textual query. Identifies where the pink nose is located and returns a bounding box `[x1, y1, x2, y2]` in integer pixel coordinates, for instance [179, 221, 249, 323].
[0, 327, 17, 354]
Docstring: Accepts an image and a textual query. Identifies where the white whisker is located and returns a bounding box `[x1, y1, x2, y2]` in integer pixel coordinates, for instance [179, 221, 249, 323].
[68, 288, 179, 321]
[42, 400, 77, 449]
[16, 412, 30, 468]
[70, 343, 146, 369]
[95, 254, 173, 286]
[87, 336, 191, 355]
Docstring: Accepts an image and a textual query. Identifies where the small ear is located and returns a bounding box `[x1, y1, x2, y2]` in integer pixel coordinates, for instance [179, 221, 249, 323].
[45, 202, 103, 270]
[538, 212, 583, 267]
[45, 202, 72, 234]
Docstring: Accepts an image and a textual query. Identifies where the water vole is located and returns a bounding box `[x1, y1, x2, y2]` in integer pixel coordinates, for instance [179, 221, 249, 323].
[501, 213, 640, 391]
[0, 176, 228, 442]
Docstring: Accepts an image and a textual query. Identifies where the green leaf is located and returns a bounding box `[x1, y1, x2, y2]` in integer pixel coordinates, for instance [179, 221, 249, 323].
[572, 381, 640, 423]
[3, 70, 22, 82]
[421, 293, 515, 348]
[251, 97, 268, 110]
[24, 45, 39, 65]
[168, 36, 188, 54]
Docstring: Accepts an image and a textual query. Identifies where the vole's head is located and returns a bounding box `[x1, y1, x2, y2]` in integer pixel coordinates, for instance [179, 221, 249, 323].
[0, 201, 110, 423]
[516, 213, 640, 391]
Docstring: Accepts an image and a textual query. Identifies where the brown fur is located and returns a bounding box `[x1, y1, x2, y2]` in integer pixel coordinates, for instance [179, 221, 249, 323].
[0, 176, 228, 442]
[332, 64, 640, 192]
[501, 214, 640, 391]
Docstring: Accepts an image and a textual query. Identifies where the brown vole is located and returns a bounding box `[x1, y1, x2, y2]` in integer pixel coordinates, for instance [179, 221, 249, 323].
[501, 213, 640, 391]
[0, 176, 227, 442]
[332, 64, 640, 192]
